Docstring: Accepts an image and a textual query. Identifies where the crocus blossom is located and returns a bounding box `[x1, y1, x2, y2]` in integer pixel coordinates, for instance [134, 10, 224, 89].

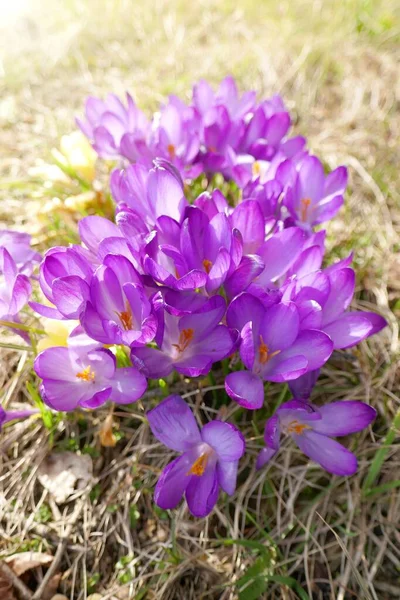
[147, 394, 245, 517]
[257, 399, 376, 476]
[0, 406, 39, 430]
[34, 346, 147, 411]
[1, 76, 387, 521]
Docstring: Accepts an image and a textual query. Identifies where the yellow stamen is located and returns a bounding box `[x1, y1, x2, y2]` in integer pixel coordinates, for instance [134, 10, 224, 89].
[76, 365, 95, 382]
[300, 197, 312, 222]
[167, 143, 176, 159]
[287, 419, 312, 435]
[187, 453, 208, 476]
[259, 335, 280, 364]
[252, 161, 261, 177]
[172, 328, 194, 353]
[202, 259, 212, 274]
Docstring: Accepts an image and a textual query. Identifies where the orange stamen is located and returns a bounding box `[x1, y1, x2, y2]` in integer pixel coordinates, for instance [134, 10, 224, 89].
[76, 365, 95, 382]
[202, 259, 212, 274]
[300, 197, 312, 222]
[208, 145, 217, 153]
[167, 143, 176, 159]
[287, 419, 312, 435]
[187, 453, 208, 476]
[117, 303, 133, 331]
[172, 328, 194, 353]
[259, 335, 280, 364]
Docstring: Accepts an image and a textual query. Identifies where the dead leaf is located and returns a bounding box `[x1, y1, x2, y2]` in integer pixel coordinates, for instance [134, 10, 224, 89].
[38, 452, 93, 504]
[0, 570, 16, 600]
[42, 573, 62, 600]
[4, 551, 53, 576]
[99, 414, 117, 447]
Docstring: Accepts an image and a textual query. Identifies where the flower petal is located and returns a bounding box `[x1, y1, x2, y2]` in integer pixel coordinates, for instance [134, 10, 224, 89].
[154, 454, 193, 510]
[111, 367, 147, 404]
[147, 395, 201, 452]
[185, 463, 219, 518]
[294, 430, 358, 476]
[256, 447, 277, 470]
[201, 421, 245, 461]
[312, 401, 376, 436]
[217, 461, 239, 495]
[225, 370, 264, 410]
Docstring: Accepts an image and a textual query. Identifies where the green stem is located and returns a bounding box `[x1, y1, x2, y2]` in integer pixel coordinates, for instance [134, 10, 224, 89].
[0, 320, 45, 335]
[0, 342, 33, 352]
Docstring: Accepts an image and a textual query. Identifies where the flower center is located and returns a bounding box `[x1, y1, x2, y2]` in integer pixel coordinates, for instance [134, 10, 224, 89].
[252, 161, 261, 177]
[118, 307, 133, 331]
[172, 328, 194, 354]
[259, 335, 280, 364]
[208, 145, 217, 153]
[76, 365, 95, 382]
[187, 452, 209, 476]
[167, 143, 176, 159]
[300, 197, 312, 222]
[286, 419, 312, 435]
[202, 259, 213, 274]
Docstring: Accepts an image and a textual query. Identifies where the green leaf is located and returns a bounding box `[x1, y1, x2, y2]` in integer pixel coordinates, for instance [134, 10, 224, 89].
[362, 407, 400, 495]
[268, 575, 310, 600]
[237, 555, 271, 600]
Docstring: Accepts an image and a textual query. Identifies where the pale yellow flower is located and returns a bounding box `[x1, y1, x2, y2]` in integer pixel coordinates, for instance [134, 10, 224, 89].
[37, 319, 79, 352]
[52, 131, 97, 183]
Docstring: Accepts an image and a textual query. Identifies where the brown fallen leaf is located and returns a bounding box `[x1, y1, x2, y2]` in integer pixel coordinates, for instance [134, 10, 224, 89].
[38, 452, 93, 504]
[99, 413, 118, 447]
[0, 570, 16, 600]
[4, 551, 53, 576]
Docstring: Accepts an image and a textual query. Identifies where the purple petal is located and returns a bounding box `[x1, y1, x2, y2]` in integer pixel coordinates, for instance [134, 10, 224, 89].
[322, 312, 375, 349]
[201, 421, 245, 461]
[217, 461, 239, 495]
[185, 463, 219, 518]
[323, 268, 355, 325]
[313, 195, 343, 225]
[52, 276, 89, 318]
[226, 292, 265, 332]
[225, 370, 264, 410]
[261, 355, 308, 382]
[288, 369, 320, 400]
[147, 395, 201, 452]
[259, 302, 300, 351]
[279, 330, 333, 370]
[131, 346, 173, 379]
[154, 454, 193, 510]
[34, 347, 80, 381]
[79, 216, 122, 253]
[298, 156, 325, 201]
[264, 414, 280, 449]
[256, 447, 277, 470]
[230, 200, 265, 254]
[225, 255, 265, 299]
[257, 227, 307, 284]
[313, 401, 376, 436]
[111, 367, 147, 404]
[294, 430, 358, 476]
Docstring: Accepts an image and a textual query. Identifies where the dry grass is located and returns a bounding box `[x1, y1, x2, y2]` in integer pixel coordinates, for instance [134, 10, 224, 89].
[1, 0, 400, 598]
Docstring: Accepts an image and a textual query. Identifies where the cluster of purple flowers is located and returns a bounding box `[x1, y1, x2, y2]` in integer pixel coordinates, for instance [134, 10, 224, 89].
[1, 78, 386, 518]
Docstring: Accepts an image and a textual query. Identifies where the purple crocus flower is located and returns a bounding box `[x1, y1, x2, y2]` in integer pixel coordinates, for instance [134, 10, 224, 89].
[34, 346, 147, 411]
[281, 262, 386, 348]
[224, 293, 333, 409]
[257, 399, 376, 476]
[0, 230, 41, 275]
[81, 254, 158, 347]
[76, 92, 150, 161]
[147, 394, 245, 517]
[30, 246, 93, 320]
[193, 76, 256, 120]
[0, 406, 39, 430]
[143, 207, 243, 294]
[131, 296, 236, 378]
[0, 248, 32, 335]
[150, 98, 200, 172]
[111, 162, 187, 232]
[282, 156, 348, 228]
